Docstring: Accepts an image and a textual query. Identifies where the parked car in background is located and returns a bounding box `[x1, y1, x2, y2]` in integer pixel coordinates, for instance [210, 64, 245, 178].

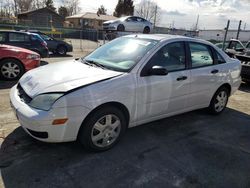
[24, 30, 73, 56]
[223, 39, 250, 83]
[10, 34, 241, 151]
[0, 44, 40, 80]
[103, 16, 153, 33]
[0, 31, 49, 58]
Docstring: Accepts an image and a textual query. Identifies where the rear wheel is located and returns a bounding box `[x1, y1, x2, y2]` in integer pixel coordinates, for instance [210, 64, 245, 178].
[0, 59, 24, 81]
[143, 27, 150, 34]
[56, 45, 67, 56]
[208, 87, 229, 114]
[78, 106, 127, 151]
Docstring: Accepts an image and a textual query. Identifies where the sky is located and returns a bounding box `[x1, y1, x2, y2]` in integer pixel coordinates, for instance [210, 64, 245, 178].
[57, 0, 250, 30]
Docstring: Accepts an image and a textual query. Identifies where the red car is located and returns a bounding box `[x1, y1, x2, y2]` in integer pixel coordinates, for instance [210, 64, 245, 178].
[0, 44, 40, 80]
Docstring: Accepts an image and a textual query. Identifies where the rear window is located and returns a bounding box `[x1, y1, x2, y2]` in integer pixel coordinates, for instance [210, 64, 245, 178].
[9, 33, 30, 42]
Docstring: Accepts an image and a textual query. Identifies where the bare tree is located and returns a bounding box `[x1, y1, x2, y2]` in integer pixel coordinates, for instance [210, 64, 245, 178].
[31, 0, 46, 10]
[15, 0, 33, 12]
[59, 0, 81, 16]
[0, 0, 14, 17]
[135, 0, 160, 26]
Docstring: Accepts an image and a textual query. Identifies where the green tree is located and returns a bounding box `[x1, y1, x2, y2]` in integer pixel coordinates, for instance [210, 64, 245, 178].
[97, 5, 107, 15]
[45, 0, 56, 11]
[113, 0, 134, 17]
[58, 6, 68, 18]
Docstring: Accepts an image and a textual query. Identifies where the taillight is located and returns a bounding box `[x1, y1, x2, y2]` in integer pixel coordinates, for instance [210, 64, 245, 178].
[41, 41, 47, 48]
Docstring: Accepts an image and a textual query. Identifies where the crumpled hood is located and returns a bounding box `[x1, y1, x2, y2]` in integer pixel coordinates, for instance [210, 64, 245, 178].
[19, 60, 123, 98]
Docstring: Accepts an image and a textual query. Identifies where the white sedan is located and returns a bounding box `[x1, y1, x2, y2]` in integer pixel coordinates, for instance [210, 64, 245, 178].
[103, 16, 153, 33]
[10, 34, 241, 151]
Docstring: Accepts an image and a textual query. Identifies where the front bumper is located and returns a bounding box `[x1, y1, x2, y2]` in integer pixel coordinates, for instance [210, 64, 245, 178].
[23, 59, 40, 71]
[103, 25, 117, 31]
[10, 85, 90, 143]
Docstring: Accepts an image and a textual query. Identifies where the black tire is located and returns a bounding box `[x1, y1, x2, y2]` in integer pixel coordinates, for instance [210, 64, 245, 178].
[208, 86, 229, 115]
[117, 24, 125, 32]
[78, 106, 127, 152]
[143, 27, 150, 34]
[0, 59, 24, 81]
[56, 45, 67, 56]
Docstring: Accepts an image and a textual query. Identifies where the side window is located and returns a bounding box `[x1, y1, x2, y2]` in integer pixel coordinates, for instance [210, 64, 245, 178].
[0, 33, 6, 42]
[189, 43, 213, 68]
[9, 33, 30, 42]
[148, 42, 186, 72]
[137, 17, 143, 22]
[214, 50, 226, 64]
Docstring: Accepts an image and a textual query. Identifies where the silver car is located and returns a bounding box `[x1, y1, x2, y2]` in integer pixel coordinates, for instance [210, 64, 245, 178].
[103, 16, 153, 33]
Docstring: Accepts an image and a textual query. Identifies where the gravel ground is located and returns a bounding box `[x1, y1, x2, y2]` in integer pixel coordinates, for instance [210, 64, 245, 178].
[0, 52, 250, 188]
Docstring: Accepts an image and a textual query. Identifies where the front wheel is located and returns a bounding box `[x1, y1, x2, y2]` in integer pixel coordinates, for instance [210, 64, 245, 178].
[117, 24, 125, 32]
[208, 87, 229, 114]
[78, 106, 127, 151]
[0, 59, 24, 80]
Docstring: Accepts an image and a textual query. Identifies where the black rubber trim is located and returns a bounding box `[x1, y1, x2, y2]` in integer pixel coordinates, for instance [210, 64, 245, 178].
[26, 128, 48, 139]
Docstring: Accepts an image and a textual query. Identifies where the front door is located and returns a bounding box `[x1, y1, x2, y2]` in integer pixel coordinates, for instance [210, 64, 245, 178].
[136, 42, 191, 123]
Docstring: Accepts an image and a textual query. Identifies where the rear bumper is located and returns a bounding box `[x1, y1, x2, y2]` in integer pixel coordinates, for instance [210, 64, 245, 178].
[40, 49, 49, 58]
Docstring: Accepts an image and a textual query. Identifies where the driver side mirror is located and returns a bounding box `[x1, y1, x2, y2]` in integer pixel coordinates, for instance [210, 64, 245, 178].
[149, 66, 168, 76]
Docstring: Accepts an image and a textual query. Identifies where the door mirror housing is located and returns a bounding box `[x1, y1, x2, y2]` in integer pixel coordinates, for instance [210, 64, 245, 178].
[149, 66, 168, 76]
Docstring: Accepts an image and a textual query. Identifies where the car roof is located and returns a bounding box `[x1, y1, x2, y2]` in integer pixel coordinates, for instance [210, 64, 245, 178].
[123, 34, 214, 46]
[0, 30, 35, 35]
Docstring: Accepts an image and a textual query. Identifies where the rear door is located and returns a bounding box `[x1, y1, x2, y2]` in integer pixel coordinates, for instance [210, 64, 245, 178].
[7, 32, 31, 50]
[0, 32, 7, 44]
[187, 42, 222, 108]
[136, 41, 191, 123]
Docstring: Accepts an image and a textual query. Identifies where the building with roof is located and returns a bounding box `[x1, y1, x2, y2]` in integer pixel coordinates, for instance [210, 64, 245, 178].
[17, 7, 64, 28]
[66, 13, 117, 30]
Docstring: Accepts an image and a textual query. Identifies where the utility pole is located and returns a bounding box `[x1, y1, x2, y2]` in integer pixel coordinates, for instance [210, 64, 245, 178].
[236, 20, 242, 39]
[153, 5, 158, 28]
[243, 23, 246, 30]
[222, 20, 230, 50]
[195, 14, 199, 31]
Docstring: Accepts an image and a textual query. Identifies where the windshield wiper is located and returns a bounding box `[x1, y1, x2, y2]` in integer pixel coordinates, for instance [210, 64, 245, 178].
[81, 58, 107, 70]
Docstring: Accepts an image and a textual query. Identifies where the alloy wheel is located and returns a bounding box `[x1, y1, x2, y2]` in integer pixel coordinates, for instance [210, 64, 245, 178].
[91, 114, 121, 147]
[1, 62, 21, 79]
[214, 91, 228, 112]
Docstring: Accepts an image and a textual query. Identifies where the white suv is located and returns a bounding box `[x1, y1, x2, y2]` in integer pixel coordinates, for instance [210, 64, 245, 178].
[10, 34, 241, 151]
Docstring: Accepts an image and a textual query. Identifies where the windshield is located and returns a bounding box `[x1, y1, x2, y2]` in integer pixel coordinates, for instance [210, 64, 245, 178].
[84, 37, 158, 72]
[31, 34, 45, 42]
[40, 33, 53, 41]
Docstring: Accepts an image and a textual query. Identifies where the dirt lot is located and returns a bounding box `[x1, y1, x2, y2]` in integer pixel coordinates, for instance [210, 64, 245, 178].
[0, 52, 250, 188]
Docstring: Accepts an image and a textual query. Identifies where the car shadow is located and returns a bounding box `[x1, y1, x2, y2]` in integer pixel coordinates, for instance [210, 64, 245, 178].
[1, 108, 250, 187]
[239, 82, 250, 93]
[0, 81, 17, 89]
[40, 60, 49, 66]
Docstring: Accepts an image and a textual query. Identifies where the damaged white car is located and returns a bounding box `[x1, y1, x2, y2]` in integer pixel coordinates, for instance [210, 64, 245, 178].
[10, 34, 241, 151]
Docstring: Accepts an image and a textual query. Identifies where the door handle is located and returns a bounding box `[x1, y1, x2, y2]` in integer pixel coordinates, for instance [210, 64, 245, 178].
[211, 69, 219, 74]
[176, 76, 187, 81]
